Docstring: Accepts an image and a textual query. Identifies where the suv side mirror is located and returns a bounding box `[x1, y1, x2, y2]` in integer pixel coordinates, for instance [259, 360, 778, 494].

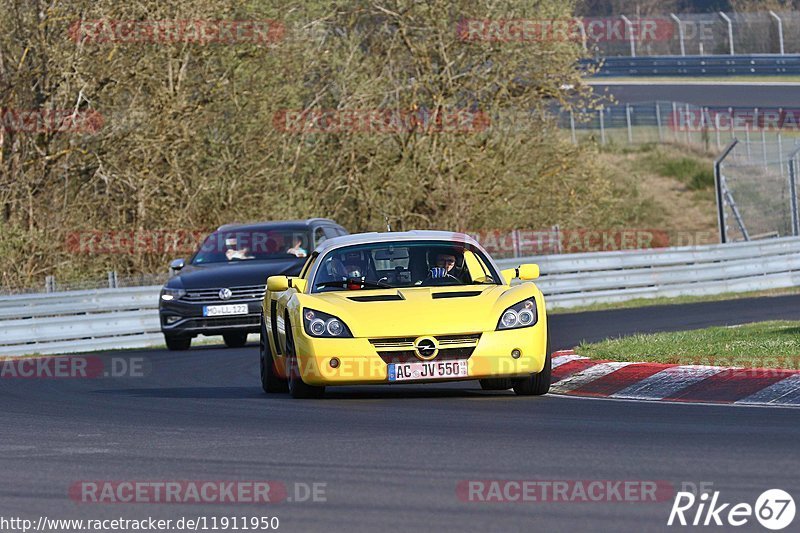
[169, 258, 185, 272]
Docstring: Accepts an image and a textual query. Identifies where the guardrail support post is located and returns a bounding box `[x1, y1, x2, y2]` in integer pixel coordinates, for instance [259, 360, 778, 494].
[621, 15, 635, 57]
[45, 276, 55, 293]
[715, 140, 739, 243]
[719, 12, 734, 55]
[769, 11, 785, 55]
[670, 14, 685, 56]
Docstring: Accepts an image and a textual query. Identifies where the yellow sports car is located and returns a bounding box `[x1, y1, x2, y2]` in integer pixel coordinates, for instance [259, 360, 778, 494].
[259, 231, 549, 398]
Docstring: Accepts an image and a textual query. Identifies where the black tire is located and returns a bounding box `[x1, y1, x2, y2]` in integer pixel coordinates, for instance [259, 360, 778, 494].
[285, 319, 325, 399]
[260, 316, 288, 394]
[223, 332, 249, 348]
[164, 334, 191, 351]
[512, 334, 552, 396]
[479, 378, 513, 390]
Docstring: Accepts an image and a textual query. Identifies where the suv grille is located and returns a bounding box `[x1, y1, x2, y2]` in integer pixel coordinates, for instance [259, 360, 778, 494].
[182, 285, 265, 304]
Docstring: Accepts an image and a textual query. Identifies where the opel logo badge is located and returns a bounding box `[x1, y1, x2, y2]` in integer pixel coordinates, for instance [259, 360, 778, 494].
[414, 337, 439, 361]
[219, 288, 232, 300]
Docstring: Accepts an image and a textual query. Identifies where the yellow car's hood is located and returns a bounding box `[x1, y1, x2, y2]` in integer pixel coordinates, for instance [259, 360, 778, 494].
[298, 284, 538, 337]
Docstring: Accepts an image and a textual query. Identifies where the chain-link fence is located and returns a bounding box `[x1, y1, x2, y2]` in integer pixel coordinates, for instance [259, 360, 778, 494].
[716, 139, 800, 243]
[559, 101, 800, 154]
[586, 11, 800, 57]
[0, 272, 169, 296]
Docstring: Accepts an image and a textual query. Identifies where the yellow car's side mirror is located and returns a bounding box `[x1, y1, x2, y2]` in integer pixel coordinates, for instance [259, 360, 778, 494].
[267, 276, 289, 292]
[500, 264, 540, 284]
[517, 264, 540, 280]
[267, 276, 307, 293]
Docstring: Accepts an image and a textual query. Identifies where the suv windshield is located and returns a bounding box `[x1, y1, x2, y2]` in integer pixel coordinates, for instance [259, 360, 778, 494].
[312, 241, 499, 292]
[192, 229, 312, 265]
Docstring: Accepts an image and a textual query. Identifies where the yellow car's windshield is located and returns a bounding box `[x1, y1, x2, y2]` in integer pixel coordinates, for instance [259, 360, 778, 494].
[311, 240, 500, 292]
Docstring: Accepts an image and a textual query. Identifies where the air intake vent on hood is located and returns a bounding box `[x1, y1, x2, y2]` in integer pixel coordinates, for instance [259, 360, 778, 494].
[431, 291, 483, 299]
[347, 294, 404, 302]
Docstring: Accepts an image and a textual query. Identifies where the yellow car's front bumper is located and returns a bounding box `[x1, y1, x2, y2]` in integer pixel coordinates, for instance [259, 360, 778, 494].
[291, 324, 548, 386]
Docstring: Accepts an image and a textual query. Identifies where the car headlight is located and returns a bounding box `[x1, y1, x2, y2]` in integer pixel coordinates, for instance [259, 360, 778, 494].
[497, 298, 537, 330]
[303, 308, 353, 338]
[160, 287, 186, 301]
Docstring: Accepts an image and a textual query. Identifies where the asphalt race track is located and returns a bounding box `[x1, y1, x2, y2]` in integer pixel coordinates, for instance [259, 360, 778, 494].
[2, 295, 800, 532]
[591, 82, 800, 107]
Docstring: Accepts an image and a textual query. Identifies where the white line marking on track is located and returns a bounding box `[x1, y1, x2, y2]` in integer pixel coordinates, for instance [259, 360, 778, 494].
[611, 365, 725, 401]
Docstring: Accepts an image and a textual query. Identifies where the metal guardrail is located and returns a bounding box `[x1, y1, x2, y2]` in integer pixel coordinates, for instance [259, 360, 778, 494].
[584, 54, 800, 77]
[3, 237, 800, 356]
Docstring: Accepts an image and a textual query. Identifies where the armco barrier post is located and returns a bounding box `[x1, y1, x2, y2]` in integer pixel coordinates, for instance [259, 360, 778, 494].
[715, 140, 739, 243]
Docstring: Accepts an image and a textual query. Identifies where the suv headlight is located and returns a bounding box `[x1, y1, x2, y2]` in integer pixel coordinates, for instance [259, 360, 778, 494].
[303, 308, 353, 338]
[160, 287, 186, 302]
[497, 298, 537, 330]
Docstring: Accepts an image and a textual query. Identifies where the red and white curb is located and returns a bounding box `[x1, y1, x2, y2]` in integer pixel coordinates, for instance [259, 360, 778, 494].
[550, 350, 800, 407]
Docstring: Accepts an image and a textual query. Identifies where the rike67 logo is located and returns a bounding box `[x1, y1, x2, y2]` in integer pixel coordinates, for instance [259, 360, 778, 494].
[668, 489, 795, 530]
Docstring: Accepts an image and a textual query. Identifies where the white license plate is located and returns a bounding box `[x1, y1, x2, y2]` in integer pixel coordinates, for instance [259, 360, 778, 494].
[203, 304, 249, 317]
[388, 360, 468, 382]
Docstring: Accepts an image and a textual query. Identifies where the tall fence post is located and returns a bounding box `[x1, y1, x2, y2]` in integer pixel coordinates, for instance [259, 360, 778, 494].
[719, 12, 734, 55]
[569, 110, 577, 144]
[779, 133, 785, 177]
[656, 102, 663, 141]
[670, 14, 686, 56]
[626, 104, 633, 143]
[769, 11, 785, 55]
[621, 15, 636, 57]
[745, 125, 752, 159]
[787, 147, 800, 237]
[715, 140, 739, 243]
[672, 102, 678, 142]
[599, 106, 606, 145]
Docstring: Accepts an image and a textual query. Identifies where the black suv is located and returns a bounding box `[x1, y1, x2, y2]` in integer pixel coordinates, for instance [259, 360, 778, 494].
[159, 218, 348, 350]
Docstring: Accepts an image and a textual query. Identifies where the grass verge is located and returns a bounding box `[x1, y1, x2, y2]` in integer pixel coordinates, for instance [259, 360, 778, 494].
[575, 320, 800, 369]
